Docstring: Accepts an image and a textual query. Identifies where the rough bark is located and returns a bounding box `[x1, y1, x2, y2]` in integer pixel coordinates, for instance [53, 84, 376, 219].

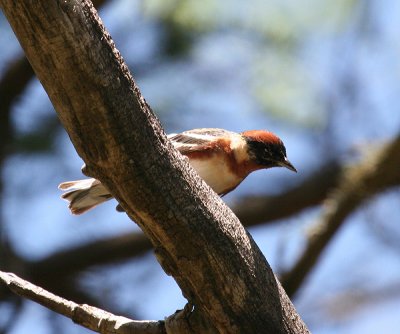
[0, 1, 309, 333]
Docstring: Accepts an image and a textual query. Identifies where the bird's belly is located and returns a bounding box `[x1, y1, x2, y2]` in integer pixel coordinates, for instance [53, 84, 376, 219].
[189, 155, 241, 195]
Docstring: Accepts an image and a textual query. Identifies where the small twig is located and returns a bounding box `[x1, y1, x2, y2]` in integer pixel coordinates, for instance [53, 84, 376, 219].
[0, 271, 164, 334]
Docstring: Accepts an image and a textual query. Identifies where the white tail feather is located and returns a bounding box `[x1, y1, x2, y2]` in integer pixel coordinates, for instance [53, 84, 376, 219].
[58, 178, 112, 215]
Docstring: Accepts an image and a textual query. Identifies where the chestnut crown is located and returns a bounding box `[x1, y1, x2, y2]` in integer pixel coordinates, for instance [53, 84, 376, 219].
[242, 131, 297, 172]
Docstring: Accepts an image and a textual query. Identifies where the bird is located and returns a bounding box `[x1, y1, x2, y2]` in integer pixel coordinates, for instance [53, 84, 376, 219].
[59, 128, 297, 215]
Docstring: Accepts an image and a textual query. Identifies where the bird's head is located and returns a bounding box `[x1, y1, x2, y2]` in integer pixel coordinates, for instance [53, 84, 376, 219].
[241, 130, 297, 172]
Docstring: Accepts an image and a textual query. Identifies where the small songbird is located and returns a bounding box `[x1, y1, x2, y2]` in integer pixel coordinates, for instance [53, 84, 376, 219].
[59, 128, 296, 214]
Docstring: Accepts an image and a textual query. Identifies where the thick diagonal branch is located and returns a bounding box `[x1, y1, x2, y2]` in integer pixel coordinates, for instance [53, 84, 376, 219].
[0, 1, 308, 333]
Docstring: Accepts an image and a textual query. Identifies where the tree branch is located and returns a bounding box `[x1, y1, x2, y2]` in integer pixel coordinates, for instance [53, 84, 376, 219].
[281, 135, 400, 297]
[0, 0, 107, 120]
[28, 232, 151, 281]
[234, 161, 342, 225]
[3, 141, 397, 314]
[0, 271, 164, 334]
[0, 1, 308, 333]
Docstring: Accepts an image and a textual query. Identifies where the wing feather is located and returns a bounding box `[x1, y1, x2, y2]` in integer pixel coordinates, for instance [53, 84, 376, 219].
[169, 128, 236, 154]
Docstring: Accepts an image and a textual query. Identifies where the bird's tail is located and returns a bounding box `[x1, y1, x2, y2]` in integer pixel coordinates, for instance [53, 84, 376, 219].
[58, 178, 112, 215]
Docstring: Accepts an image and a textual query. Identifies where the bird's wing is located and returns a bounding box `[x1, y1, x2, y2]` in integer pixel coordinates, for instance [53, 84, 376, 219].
[169, 128, 234, 146]
[168, 128, 235, 154]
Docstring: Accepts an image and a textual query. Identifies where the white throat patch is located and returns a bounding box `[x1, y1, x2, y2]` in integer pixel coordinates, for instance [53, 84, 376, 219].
[230, 135, 249, 163]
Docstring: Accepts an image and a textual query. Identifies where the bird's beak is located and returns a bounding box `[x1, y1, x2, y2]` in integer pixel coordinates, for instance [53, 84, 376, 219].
[279, 158, 297, 173]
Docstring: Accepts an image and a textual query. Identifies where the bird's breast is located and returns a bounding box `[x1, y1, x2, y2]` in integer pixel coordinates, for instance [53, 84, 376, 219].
[188, 153, 243, 195]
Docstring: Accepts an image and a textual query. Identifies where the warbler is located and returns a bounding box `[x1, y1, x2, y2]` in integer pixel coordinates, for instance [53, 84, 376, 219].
[59, 128, 296, 214]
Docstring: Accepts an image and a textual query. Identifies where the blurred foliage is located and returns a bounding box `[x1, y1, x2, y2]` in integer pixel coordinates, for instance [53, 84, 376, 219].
[142, 0, 358, 38]
[251, 49, 324, 127]
[140, 0, 360, 128]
